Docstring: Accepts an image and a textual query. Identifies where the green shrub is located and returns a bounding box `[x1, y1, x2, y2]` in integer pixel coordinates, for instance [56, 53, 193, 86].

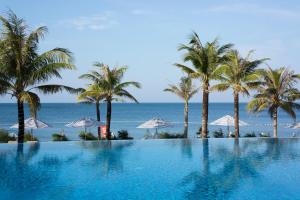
[244, 132, 256, 137]
[158, 132, 184, 139]
[24, 132, 38, 142]
[117, 130, 133, 140]
[229, 133, 235, 138]
[52, 133, 69, 141]
[79, 131, 97, 140]
[0, 129, 16, 143]
[213, 129, 224, 138]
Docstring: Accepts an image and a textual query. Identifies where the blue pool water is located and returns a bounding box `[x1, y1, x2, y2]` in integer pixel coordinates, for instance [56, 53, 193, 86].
[0, 103, 298, 141]
[0, 139, 300, 200]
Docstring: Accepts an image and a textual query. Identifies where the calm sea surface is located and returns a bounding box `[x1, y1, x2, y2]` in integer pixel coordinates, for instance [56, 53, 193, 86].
[0, 103, 298, 141]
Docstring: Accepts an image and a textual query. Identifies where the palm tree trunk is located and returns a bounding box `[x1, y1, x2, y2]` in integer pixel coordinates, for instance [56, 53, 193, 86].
[17, 99, 25, 143]
[202, 139, 209, 174]
[201, 81, 209, 138]
[202, 139, 210, 194]
[183, 101, 188, 138]
[106, 100, 112, 140]
[234, 91, 239, 139]
[17, 143, 24, 154]
[96, 102, 100, 121]
[96, 101, 101, 139]
[233, 139, 241, 176]
[273, 107, 278, 138]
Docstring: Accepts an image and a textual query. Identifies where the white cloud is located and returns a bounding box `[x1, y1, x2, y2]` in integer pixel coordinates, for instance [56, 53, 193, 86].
[62, 12, 118, 31]
[203, 3, 300, 18]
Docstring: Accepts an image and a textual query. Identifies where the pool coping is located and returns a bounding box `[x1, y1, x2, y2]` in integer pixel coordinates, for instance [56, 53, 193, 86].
[0, 137, 299, 145]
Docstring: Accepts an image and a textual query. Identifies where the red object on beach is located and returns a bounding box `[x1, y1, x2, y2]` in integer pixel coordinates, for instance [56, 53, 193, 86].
[100, 125, 107, 139]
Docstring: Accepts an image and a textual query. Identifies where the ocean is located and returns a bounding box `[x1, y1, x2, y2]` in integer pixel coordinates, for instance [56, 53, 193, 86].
[0, 103, 298, 141]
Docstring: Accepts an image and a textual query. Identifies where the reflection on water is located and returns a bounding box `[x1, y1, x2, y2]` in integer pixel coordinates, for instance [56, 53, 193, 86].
[79, 141, 134, 175]
[0, 142, 80, 200]
[0, 139, 300, 200]
[180, 138, 300, 199]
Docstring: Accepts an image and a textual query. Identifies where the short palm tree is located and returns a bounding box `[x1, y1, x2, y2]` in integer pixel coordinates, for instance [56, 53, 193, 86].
[80, 63, 141, 139]
[77, 84, 105, 138]
[211, 50, 267, 138]
[77, 84, 105, 122]
[175, 32, 233, 138]
[164, 76, 198, 138]
[0, 11, 77, 143]
[247, 67, 300, 138]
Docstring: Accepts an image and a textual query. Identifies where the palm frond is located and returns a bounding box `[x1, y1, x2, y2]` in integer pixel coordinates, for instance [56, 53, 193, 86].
[248, 67, 300, 121]
[24, 26, 48, 55]
[116, 89, 139, 103]
[115, 81, 141, 91]
[79, 63, 140, 103]
[164, 76, 198, 101]
[210, 83, 230, 92]
[247, 98, 269, 113]
[164, 85, 184, 99]
[31, 63, 74, 83]
[34, 85, 81, 94]
[34, 48, 74, 68]
[280, 101, 298, 119]
[175, 63, 197, 75]
[20, 91, 40, 118]
[79, 73, 100, 82]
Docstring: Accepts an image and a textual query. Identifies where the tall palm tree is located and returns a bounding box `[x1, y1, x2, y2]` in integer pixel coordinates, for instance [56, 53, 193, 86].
[164, 76, 198, 138]
[77, 84, 105, 138]
[247, 67, 300, 138]
[80, 63, 141, 139]
[0, 11, 77, 143]
[175, 32, 233, 138]
[211, 50, 267, 138]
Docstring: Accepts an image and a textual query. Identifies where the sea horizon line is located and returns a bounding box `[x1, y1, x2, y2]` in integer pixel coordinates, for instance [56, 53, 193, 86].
[0, 102, 251, 104]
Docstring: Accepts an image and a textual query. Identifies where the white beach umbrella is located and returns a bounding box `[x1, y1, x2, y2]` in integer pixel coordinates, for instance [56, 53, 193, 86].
[65, 117, 103, 132]
[10, 117, 50, 139]
[137, 118, 172, 134]
[210, 115, 248, 134]
[10, 117, 50, 129]
[289, 122, 300, 129]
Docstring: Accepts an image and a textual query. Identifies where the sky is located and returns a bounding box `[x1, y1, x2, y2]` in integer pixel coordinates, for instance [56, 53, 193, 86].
[0, 0, 300, 103]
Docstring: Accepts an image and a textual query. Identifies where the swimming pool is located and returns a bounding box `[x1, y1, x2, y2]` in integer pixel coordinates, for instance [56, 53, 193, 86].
[0, 139, 299, 200]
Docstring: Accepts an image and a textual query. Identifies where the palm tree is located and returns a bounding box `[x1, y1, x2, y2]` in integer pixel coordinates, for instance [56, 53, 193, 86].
[247, 67, 300, 138]
[164, 76, 198, 138]
[0, 11, 77, 143]
[77, 84, 105, 138]
[175, 32, 233, 138]
[211, 50, 267, 138]
[77, 84, 105, 122]
[80, 63, 141, 139]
